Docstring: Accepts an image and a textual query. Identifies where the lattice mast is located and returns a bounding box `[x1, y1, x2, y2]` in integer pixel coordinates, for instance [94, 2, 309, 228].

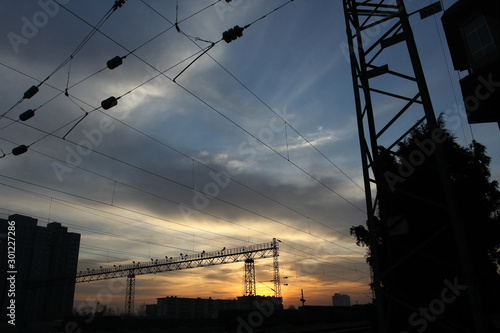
[124, 272, 135, 316]
[272, 238, 281, 298]
[244, 258, 256, 296]
[343, 0, 488, 332]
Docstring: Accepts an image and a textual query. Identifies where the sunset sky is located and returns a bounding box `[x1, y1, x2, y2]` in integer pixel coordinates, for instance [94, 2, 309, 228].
[1, 0, 499, 311]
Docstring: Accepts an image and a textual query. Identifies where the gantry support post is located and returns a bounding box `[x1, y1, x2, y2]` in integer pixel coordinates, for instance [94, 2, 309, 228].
[125, 272, 135, 316]
[244, 258, 256, 296]
[272, 238, 281, 298]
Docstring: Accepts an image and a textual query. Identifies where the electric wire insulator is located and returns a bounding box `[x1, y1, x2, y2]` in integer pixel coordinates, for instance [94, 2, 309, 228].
[107, 56, 123, 70]
[19, 109, 35, 121]
[114, 0, 126, 9]
[101, 96, 118, 110]
[222, 25, 244, 43]
[12, 145, 28, 156]
[23, 85, 39, 99]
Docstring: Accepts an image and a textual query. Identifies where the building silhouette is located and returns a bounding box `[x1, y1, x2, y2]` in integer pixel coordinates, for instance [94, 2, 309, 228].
[154, 296, 236, 320]
[332, 293, 351, 307]
[442, 0, 500, 127]
[0, 214, 80, 325]
[149, 295, 283, 320]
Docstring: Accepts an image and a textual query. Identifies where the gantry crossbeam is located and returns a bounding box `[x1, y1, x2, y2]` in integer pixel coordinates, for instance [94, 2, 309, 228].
[76, 239, 279, 285]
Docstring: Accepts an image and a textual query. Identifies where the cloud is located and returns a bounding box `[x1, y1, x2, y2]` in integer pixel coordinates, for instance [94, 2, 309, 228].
[2, 0, 497, 312]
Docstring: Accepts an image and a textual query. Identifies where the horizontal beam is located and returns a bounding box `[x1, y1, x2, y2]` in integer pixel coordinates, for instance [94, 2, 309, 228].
[76, 240, 278, 283]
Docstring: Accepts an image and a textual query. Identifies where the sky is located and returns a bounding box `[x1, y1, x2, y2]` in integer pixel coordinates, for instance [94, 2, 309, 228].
[1, 0, 499, 312]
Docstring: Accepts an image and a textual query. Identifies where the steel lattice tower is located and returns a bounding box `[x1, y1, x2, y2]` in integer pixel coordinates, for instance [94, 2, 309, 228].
[272, 238, 281, 298]
[75, 240, 280, 318]
[244, 258, 256, 296]
[343, 0, 488, 332]
[125, 273, 135, 316]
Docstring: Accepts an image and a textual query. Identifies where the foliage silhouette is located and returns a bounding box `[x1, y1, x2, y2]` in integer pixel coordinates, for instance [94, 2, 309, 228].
[351, 119, 500, 332]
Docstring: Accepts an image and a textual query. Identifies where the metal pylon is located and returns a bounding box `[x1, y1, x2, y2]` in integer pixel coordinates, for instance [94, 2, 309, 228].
[272, 238, 281, 298]
[343, 0, 488, 332]
[125, 272, 135, 316]
[244, 258, 256, 296]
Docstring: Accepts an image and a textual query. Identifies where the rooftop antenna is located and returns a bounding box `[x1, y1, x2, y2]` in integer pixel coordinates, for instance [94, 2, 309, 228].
[300, 289, 306, 307]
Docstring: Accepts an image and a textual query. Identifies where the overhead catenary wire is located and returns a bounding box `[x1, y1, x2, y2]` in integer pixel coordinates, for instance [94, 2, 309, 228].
[0, 6, 370, 270]
[0, 198, 369, 283]
[429, 0, 473, 146]
[0, 202, 240, 255]
[0, 189, 367, 272]
[0, 0, 374, 274]
[0, 202, 369, 285]
[1, 13, 367, 217]
[0, 139, 368, 261]
[0, 60, 363, 241]
[3, 118, 358, 252]
[0, 0, 219, 130]
[0, 0, 128, 120]
[0, 150, 367, 259]
[1, 123, 366, 256]
[0, 44, 211, 140]
[0, 180, 249, 248]
[141, 0, 365, 193]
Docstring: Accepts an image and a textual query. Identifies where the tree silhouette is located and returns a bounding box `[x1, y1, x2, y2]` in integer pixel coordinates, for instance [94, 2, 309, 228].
[351, 119, 500, 332]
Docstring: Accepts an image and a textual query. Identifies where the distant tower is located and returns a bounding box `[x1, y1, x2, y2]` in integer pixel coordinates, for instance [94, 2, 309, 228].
[244, 258, 256, 296]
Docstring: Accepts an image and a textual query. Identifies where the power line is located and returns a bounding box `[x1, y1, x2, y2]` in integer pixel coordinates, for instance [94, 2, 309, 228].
[2, 52, 366, 230]
[0, 175, 367, 263]
[141, 0, 365, 194]
[0, 0, 368, 256]
[1, 0, 128, 120]
[2, 1, 366, 214]
[0, 160, 366, 258]
[429, 0, 472, 146]
[0, 15, 368, 274]
[0, 199, 368, 283]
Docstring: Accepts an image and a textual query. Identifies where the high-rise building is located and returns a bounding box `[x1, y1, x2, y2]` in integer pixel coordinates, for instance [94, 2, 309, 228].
[0, 214, 80, 324]
[332, 293, 351, 307]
